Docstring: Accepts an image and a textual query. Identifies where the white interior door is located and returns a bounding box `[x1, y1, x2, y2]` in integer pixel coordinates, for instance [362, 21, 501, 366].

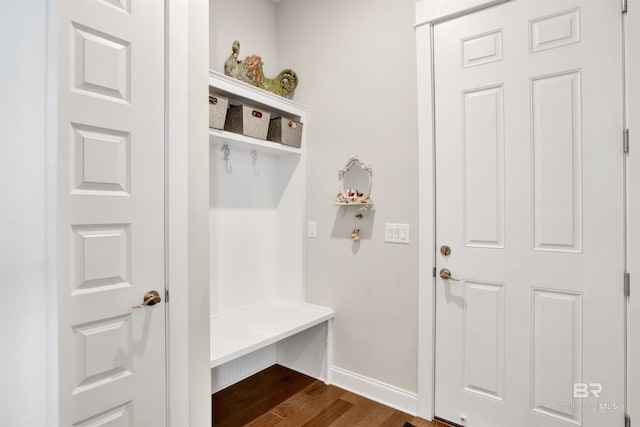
[56, 0, 166, 425]
[434, 1, 625, 426]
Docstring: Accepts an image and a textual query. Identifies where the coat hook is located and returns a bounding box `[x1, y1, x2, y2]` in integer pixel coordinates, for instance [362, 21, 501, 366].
[251, 150, 259, 176]
[221, 144, 232, 173]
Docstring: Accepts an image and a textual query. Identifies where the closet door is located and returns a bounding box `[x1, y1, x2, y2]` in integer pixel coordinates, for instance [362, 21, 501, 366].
[56, 0, 166, 425]
[434, 0, 624, 426]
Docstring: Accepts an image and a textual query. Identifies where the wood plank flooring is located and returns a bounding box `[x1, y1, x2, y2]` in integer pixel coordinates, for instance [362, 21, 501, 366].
[212, 364, 448, 427]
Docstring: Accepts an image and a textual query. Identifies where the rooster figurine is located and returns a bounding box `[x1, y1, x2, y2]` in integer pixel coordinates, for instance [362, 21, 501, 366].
[224, 40, 298, 98]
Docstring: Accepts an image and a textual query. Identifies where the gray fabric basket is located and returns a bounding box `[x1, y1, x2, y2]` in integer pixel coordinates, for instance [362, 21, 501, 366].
[208, 93, 229, 130]
[267, 117, 303, 148]
[224, 105, 271, 140]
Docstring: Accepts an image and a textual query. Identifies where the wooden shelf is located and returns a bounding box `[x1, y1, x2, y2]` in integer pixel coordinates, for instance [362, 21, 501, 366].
[210, 299, 334, 368]
[209, 128, 301, 156]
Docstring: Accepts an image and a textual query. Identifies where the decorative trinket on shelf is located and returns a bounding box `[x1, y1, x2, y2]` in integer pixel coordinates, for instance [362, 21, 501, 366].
[341, 188, 369, 204]
[224, 40, 298, 98]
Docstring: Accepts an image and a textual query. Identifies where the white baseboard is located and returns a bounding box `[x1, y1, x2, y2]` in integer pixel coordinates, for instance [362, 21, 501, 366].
[329, 366, 418, 415]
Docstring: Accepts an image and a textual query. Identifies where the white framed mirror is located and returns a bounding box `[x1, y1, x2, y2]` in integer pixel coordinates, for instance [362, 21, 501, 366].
[335, 156, 373, 206]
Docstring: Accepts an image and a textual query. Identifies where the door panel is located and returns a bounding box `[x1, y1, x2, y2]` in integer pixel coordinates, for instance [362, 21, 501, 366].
[531, 288, 583, 424]
[531, 70, 582, 253]
[434, 1, 624, 426]
[462, 85, 505, 249]
[462, 280, 505, 401]
[57, 0, 166, 425]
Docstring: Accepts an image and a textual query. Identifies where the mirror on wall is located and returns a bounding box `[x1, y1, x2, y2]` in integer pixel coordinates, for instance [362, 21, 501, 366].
[335, 156, 373, 206]
[334, 156, 373, 242]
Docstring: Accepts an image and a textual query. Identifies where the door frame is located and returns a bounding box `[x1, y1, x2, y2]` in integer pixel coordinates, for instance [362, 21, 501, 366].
[626, 0, 640, 426]
[415, 0, 635, 420]
[166, 0, 211, 426]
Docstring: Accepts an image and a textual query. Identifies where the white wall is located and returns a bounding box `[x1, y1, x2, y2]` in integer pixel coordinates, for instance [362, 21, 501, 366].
[0, 0, 53, 425]
[209, 0, 279, 76]
[277, 0, 419, 393]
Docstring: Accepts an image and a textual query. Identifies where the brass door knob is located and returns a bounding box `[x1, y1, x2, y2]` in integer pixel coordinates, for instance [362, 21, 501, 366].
[439, 268, 461, 281]
[133, 290, 162, 308]
[440, 245, 452, 256]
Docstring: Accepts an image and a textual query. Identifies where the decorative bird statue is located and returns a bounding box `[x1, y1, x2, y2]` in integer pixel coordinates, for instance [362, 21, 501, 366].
[224, 40, 298, 99]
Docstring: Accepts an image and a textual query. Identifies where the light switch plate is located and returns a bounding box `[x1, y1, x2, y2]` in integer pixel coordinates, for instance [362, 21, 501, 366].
[308, 221, 317, 238]
[385, 223, 410, 244]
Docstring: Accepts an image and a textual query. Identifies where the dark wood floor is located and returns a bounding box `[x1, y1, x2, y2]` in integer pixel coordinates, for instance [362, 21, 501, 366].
[212, 364, 448, 427]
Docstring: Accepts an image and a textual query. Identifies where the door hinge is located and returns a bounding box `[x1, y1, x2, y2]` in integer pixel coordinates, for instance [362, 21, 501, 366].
[165, 289, 170, 303]
[625, 413, 631, 427]
[624, 272, 631, 297]
[624, 129, 630, 154]
[623, 0, 628, 14]
[433, 266, 436, 278]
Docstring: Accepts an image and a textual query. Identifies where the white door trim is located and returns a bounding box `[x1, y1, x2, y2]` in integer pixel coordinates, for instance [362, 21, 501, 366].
[415, 18, 436, 421]
[415, 2, 508, 418]
[166, 0, 211, 425]
[626, 0, 639, 424]
[415, 0, 633, 420]
[416, 0, 508, 27]
[166, 0, 190, 424]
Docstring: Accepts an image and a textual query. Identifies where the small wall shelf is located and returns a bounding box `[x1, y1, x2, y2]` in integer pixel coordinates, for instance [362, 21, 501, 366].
[333, 202, 373, 207]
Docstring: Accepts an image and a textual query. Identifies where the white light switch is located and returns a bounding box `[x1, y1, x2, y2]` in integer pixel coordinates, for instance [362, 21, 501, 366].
[308, 220, 317, 238]
[385, 223, 410, 244]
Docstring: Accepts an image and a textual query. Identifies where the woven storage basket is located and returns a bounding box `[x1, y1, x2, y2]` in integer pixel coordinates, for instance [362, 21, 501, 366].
[224, 105, 271, 140]
[208, 93, 229, 129]
[267, 117, 303, 148]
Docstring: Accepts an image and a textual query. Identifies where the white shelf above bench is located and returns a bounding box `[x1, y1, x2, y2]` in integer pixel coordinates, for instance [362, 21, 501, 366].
[210, 299, 334, 368]
[209, 70, 306, 120]
[209, 128, 301, 156]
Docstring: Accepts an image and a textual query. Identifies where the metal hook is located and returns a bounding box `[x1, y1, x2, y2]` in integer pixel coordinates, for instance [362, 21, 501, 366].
[251, 150, 259, 176]
[221, 144, 232, 173]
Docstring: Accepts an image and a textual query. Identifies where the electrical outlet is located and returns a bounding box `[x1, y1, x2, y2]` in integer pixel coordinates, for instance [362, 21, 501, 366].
[308, 220, 317, 238]
[385, 223, 410, 244]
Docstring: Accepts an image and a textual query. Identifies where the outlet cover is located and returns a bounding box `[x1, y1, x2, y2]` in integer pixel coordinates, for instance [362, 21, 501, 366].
[308, 221, 317, 238]
[385, 223, 410, 244]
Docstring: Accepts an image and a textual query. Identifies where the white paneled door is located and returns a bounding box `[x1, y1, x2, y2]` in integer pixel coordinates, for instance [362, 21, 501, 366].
[56, 0, 166, 425]
[434, 1, 624, 426]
